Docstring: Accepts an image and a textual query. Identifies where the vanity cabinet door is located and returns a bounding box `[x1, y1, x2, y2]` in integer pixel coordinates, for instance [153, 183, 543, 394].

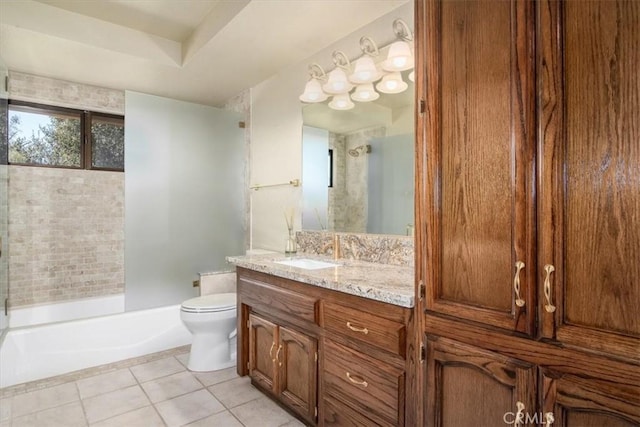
[423, 0, 537, 334]
[425, 336, 536, 427]
[248, 313, 277, 392]
[538, 0, 640, 362]
[277, 326, 317, 425]
[541, 370, 640, 426]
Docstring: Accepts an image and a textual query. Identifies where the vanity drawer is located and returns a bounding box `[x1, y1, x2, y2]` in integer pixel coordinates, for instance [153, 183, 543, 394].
[238, 275, 317, 323]
[323, 339, 405, 426]
[322, 301, 406, 357]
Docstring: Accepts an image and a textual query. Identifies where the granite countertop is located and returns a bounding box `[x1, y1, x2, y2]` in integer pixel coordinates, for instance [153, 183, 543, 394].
[226, 252, 414, 308]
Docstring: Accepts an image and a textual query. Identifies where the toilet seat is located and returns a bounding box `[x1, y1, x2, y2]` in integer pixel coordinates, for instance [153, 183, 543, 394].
[181, 293, 236, 313]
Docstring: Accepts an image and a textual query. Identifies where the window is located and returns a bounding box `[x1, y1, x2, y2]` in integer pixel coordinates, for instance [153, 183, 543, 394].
[8, 101, 124, 171]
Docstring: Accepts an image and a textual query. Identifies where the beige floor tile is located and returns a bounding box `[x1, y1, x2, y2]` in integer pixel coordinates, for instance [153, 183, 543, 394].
[155, 389, 224, 427]
[231, 397, 294, 427]
[90, 405, 164, 427]
[185, 410, 243, 427]
[76, 368, 137, 399]
[130, 357, 185, 383]
[10, 401, 86, 427]
[141, 371, 202, 403]
[192, 367, 238, 387]
[174, 353, 189, 368]
[279, 419, 306, 427]
[82, 385, 150, 424]
[0, 397, 11, 421]
[208, 377, 264, 409]
[11, 382, 79, 418]
[0, 420, 9, 427]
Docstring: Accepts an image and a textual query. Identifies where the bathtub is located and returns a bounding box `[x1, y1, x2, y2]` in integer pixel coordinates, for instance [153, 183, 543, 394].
[0, 304, 192, 388]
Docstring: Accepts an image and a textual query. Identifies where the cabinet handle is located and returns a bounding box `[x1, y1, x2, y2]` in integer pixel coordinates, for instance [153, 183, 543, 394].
[514, 401, 525, 425]
[346, 322, 369, 335]
[513, 261, 526, 307]
[543, 264, 556, 313]
[275, 344, 282, 367]
[269, 342, 276, 361]
[545, 412, 555, 427]
[346, 372, 368, 387]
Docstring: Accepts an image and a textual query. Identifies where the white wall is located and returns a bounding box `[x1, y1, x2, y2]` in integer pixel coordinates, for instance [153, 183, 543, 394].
[250, 2, 414, 250]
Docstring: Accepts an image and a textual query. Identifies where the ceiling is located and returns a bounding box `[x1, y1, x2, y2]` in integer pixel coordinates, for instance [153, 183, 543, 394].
[0, 0, 408, 107]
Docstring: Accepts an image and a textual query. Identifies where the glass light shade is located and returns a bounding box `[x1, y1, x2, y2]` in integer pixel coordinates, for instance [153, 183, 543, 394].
[408, 70, 415, 82]
[382, 41, 414, 72]
[328, 94, 355, 110]
[322, 68, 353, 94]
[299, 78, 328, 103]
[376, 72, 408, 94]
[350, 84, 380, 102]
[348, 56, 382, 84]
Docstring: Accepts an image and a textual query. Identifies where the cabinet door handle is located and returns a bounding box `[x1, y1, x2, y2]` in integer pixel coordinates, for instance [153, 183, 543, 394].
[545, 412, 555, 427]
[269, 342, 276, 361]
[346, 322, 369, 335]
[515, 401, 525, 425]
[513, 261, 526, 307]
[543, 264, 556, 313]
[346, 372, 368, 387]
[275, 344, 283, 367]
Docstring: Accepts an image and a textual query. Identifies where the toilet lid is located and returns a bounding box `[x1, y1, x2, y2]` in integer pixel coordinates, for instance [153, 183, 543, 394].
[181, 293, 236, 313]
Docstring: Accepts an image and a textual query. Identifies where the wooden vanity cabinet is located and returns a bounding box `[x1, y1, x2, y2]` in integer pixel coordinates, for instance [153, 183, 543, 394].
[415, 0, 639, 425]
[248, 313, 317, 424]
[236, 267, 415, 427]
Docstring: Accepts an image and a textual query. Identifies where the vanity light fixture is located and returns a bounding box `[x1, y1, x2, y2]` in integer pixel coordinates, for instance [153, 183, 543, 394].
[381, 19, 414, 72]
[300, 18, 414, 109]
[351, 83, 380, 102]
[328, 94, 355, 110]
[348, 37, 383, 84]
[376, 72, 408, 94]
[322, 51, 353, 95]
[408, 70, 415, 83]
[299, 64, 329, 103]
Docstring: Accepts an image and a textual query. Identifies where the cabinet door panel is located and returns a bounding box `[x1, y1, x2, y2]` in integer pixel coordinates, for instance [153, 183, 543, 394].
[425, 0, 536, 334]
[425, 336, 536, 427]
[541, 370, 640, 426]
[538, 0, 640, 360]
[248, 313, 277, 392]
[278, 326, 317, 424]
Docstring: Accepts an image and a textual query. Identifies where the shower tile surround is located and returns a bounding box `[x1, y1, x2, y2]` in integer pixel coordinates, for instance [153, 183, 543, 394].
[7, 72, 126, 308]
[0, 346, 304, 427]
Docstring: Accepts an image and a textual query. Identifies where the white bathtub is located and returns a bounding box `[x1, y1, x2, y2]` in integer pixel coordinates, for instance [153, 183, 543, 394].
[0, 304, 192, 388]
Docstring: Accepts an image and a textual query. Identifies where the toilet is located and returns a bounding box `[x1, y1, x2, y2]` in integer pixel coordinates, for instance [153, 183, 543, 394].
[180, 293, 237, 372]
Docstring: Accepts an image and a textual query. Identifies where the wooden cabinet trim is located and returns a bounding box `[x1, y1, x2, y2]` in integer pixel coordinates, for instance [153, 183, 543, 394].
[542, 370, 640, 425]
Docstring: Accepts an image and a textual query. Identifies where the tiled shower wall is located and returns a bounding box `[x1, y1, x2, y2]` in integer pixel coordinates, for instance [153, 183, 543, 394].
[8, 72, 126, 307]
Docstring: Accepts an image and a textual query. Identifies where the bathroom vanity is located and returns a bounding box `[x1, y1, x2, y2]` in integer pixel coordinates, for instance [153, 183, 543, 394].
[227, 253, 416, 426]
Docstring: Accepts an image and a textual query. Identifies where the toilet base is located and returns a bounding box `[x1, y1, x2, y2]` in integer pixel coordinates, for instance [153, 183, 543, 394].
[186, 333, 237, 372]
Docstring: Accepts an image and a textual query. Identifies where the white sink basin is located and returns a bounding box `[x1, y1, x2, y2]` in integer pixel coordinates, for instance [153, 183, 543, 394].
[274, 258, 339, 270]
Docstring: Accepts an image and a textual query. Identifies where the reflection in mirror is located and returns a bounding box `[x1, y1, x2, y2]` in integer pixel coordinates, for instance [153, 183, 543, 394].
[302, 69, 414, 235]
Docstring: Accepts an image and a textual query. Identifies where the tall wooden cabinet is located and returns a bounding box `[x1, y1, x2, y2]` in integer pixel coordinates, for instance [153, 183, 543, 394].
[415, 0, 639, 425]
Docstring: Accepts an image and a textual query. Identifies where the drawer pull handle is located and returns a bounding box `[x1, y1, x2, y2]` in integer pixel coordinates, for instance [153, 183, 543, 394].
[513, 261, 526, 307]
[543, 264, 556, 313]
[275, 344, 283, 367]
[346, 372, 368, 387]
[269, 342, 276, 361]
[346, 322, 369, 335]
[545, 412, 555, 427]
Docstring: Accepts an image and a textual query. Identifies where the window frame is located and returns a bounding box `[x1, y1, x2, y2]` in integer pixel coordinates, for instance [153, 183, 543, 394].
[8, 100, 124, 172]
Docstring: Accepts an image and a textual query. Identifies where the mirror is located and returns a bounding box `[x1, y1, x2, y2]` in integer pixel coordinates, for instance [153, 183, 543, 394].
[301, 68, 414, 236]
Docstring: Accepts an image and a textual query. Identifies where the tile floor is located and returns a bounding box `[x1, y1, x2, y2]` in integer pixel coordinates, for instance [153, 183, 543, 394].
[0, 348, 305, 427]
